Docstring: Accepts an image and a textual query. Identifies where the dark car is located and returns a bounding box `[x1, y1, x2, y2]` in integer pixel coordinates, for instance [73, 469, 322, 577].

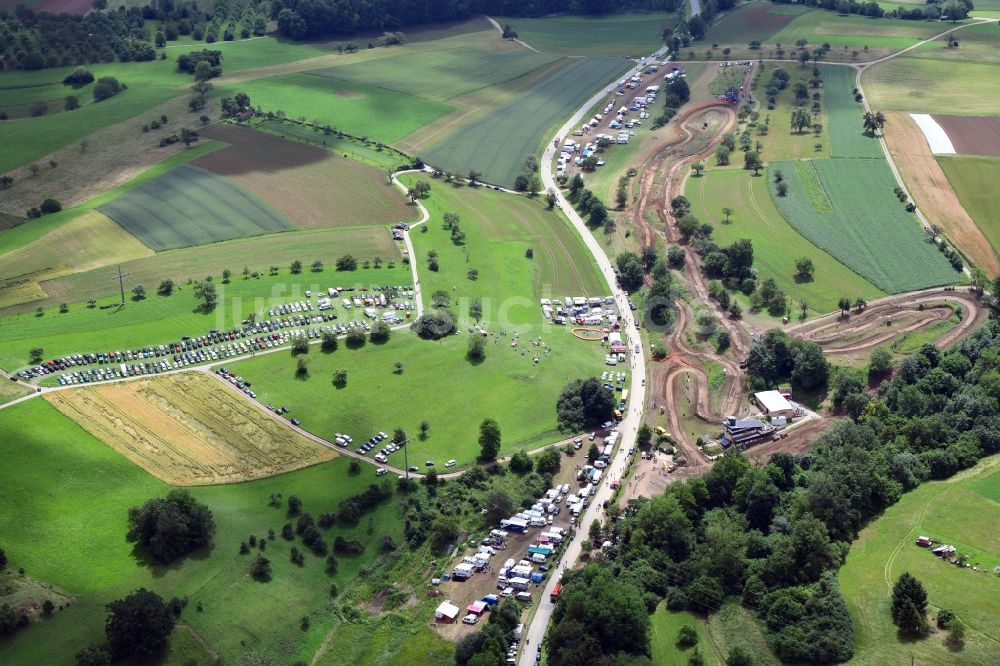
[290, 418, 300, 426]
[408, 466, 418, 472]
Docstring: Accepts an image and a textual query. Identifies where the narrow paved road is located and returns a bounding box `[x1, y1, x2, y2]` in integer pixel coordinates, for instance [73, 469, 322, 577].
[689, 0, 701, 16]
[518, 47, 666, 666]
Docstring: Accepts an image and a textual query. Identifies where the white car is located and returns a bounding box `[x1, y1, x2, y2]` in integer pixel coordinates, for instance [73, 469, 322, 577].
[375, 468, 387, 476]
[462, 614, 480, 625]
[445, 459, 457, 468]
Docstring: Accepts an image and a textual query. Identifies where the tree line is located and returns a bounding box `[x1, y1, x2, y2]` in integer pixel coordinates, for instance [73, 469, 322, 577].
[545, 319, 1000, 664]
[271, 0, 679, 40]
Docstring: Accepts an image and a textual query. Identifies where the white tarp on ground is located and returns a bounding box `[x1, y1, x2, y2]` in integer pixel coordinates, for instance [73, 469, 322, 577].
[910, 113, 956, 155]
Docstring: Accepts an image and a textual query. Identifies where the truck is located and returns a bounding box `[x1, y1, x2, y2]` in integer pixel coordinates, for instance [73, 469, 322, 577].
[550, 580, 563, 603]
[453, 563, 474, 580]
[500, 518, 528, 533]
[528, 545, 554, 556]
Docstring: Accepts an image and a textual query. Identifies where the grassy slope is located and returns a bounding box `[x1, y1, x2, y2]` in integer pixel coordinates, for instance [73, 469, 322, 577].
[226, 177, 609, 466]
[422, 57, 632, 187]
[309, 45, 560, 102]
[769, 158, 958, 293]
[0, 262, 411, 371]
[687, 169, 883, 316]
[840, 455, 1000, 666]
[493, 13, 672, 56]
[0, 398, 404, 665]
[907, 22, 1000, 65]
[938, 155, 1000, 257]
[220, 74, 454, 144]
[651, 604, 723, 666]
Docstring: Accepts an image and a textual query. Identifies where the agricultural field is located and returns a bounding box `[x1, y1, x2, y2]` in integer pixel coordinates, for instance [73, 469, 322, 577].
[932, 115, 1000, 157]
[840, 455, 1000, 666]
[687, 169, 884, 317]
[194, 125, 415, 229]
[226, 176, 609, 465]
[907, 21, 1000, 65]
[769, 158, 959, 293]
[219, 73, 454, 144]
[492, 13, 672, 56]
[308, 45, 560, 102]
[46, 372, 336, 485]
[0, 209, 153, 310]
[0, 398, 427, 665]
[821, 65, 883, 159]
[422, 56, 631, 187]
[863, 57, 1000, 117]
[98, 164, 292, 250]
[0, 255, 410, 370]
[0, 379, 32, 405]
[650, 604, 722, 666]
[938, 155, 1000, 258]
[705, 2, 811, 44]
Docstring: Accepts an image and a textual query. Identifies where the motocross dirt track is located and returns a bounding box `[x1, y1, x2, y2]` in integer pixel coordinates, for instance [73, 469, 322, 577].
[625, 67, 985, 473]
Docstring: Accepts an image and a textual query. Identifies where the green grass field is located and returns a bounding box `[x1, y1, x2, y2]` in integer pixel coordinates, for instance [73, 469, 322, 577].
[309, 46, 560, 102]
[770, 10, 943, 52]
[220, 73, 454, 144]
[0, 254, 410, 370]
[687, 169, 884, 316]
[651, 604, 723, 666]
[225, 176, 609, 465]
[840, 455, 1000, 666]
[769, 158, 959, 293]
[0, 398, 413, 665]
[863, 57, 1000, 117]
[403, 173, 606, 299]
[98, 164, 292, 250]
[493, 13, 671, 56]
[938, 156, 1000, 259]
[821, 65, 884, 159]
[422, 56, 631, 187]
[908, 22, 1000, 65]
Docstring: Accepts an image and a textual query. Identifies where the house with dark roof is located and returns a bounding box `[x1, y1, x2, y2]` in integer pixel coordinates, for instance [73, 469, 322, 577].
[719, 416, 775, 449]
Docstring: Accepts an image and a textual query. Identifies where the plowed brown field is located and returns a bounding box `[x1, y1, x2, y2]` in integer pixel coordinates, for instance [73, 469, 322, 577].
[45, 372, 335, 485]
[933, 115, 1000, 157]
[195, 125, 415, 230]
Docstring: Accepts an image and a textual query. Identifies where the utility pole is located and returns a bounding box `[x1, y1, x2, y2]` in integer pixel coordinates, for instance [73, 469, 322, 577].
[112, 264, 130, 305]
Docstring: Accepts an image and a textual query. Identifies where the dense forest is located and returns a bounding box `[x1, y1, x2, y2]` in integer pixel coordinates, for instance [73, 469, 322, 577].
[0, 0, 680, 71]
[537, 318, 1000, 665]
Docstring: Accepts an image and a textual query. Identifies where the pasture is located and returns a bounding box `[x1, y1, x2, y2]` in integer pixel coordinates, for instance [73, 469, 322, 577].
[938, 156, 1000, 259]
[492, 13, 672, 56]
[821, 64, 884, 159]
[651, 604, 722, 666]
[769, 158, 959, 293]
[194, 125, 415, 229]
[402, 174, 606, 299]
[0, 251, 410, 370]
[98, 164, 292, 250]
[0, 398, 415, 665]
[863, 58, 1000, 117]
[840, 455, 1000, 666]
[46, 372, 336, 485]
[422, 56, 631, 187]
[687, 169, 884, 317]
[308, 45, 560, 102]
[770, 10, 943, 54]
[220, 74, 454, 144]
[908, 22, 1000, 65]
[225, 327, 604, 466]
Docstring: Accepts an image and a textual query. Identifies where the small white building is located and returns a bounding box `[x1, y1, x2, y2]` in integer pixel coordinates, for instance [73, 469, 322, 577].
[753, 390, 796, 418]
